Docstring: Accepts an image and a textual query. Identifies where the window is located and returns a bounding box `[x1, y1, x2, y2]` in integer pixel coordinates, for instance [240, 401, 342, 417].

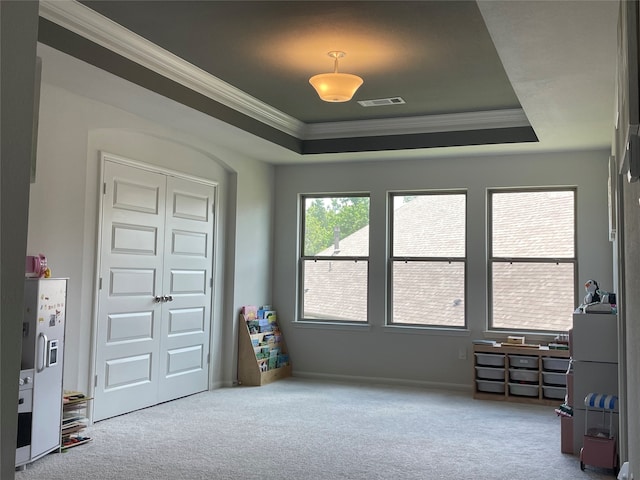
[389, 192, 466, 327]
[299, 195, 369, 322]
[489, 189, 576, 332]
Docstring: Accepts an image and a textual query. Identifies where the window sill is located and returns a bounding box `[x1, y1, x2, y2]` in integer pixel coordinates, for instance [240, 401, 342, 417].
[292, 321, 371, 332]
[382, 325, 471, 337]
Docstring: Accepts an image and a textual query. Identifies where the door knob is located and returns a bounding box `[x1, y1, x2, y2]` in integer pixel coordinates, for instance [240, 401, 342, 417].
[154, 295, 173, 303]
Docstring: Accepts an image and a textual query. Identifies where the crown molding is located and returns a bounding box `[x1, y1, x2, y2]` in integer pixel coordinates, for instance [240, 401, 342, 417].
[39, 0, 530, 143]
[299, 108, 530, 140]
[38, 0, 305, 138]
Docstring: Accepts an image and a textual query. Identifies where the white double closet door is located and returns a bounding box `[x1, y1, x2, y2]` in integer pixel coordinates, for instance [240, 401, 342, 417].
[94, 157, 215, 421]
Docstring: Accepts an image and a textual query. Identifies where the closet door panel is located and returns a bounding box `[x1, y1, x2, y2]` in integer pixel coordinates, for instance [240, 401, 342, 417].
[94, 160, 166, 421]
[158, 176, 215, 403]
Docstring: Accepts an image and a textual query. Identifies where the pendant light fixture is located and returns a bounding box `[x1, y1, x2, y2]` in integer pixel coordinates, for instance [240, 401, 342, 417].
[309, 51, 363, 102]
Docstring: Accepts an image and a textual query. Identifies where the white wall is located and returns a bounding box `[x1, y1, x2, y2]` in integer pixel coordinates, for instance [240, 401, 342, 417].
[273, 150, 613, 388]
[620, 175, 640, 478]
[29, 44, 276, 395]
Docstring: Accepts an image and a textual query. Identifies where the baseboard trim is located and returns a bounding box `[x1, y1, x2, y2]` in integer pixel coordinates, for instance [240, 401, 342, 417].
[209, 380, 230, 389]
[291, 371, 472, 393]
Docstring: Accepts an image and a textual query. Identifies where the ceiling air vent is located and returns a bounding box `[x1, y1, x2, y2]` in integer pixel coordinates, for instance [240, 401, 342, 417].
[358, 97, 406, 107]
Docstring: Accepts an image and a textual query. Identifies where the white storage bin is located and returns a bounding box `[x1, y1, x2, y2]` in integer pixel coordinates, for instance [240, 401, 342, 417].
[476, 379, 505, 394]
[474, 353, 505, 367]
[508, 354, 538, 369]
[542, 385, 566, 400]
[509, 368, 539, 384]
[542, 371, 567, 386]
[475, 366, 505, 381]
[508, 382, 539, 397]
[542, 357, 570, 372]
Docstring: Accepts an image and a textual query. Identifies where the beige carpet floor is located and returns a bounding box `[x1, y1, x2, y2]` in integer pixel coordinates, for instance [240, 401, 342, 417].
[16, 378, 615, 479]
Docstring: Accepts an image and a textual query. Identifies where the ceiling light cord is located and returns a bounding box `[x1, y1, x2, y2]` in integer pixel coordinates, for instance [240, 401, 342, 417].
[330, 51, 344, 74]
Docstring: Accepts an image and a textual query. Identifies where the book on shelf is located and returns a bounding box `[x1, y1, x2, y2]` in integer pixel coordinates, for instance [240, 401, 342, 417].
[62, 413, 85, 424]
[268, 356, 277, 369]
[63, 390, 86, 403]
[62, 421, 88, 432]
[62, 435, 92, 449]
[258, 318, 273, 332]
[257, 305, 273, 319]
[277, 354, 289, 368]
[241, 305, 258, 320]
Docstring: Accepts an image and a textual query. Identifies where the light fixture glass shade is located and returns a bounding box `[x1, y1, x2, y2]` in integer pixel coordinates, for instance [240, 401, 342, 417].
[309, 72, 364, 102]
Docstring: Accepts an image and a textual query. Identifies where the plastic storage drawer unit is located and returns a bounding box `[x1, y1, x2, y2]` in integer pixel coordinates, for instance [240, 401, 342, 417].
[475, 366, 505, 381]
[508, 382, 539, 397]
[509, 368, 539, 383]
[542, 385, 566, 400]
[542, 357, 570, 372]
[474, 353, 505, 367]
[542, 371, 567, 386]
[508, 355, 538, 369]
[476, 379, 505, 394]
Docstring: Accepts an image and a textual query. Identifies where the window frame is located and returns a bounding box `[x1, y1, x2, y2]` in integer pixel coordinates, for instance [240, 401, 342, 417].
[387, 190, 468, 329]
[487, 187, 578, 333]
[297, 193, 370, 324]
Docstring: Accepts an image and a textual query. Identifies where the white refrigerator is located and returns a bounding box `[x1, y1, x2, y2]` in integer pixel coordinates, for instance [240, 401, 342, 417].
[17, 278, 67, 468]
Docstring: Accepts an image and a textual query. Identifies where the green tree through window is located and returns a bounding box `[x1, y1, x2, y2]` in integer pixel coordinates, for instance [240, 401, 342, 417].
[300, 195, 370, 322]
[304, 197, 369, 255]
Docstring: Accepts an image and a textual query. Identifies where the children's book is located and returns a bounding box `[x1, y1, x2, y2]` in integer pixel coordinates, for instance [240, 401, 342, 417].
[241, 305, 258, 320]
[258, 318, 273, 332]
[268, 356, 277, 369]
[277, 354, 289, 368]
[246, 320, 260, 334]
[263, 310, 277, 323]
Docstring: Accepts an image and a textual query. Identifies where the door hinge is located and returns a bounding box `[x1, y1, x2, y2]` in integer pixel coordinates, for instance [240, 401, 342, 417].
[94, 375, 98, 387]
[99, 277, 102, 290]
[209, 278, 213, 288]
[207, 353, 210, 364]
[103, 182, 107, 195]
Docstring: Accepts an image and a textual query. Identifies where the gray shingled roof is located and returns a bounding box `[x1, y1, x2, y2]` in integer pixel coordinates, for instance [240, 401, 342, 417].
[303, 192, 575, 331]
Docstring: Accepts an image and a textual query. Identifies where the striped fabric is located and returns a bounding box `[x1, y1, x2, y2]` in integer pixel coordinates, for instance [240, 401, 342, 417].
[584, 393, 618, 410]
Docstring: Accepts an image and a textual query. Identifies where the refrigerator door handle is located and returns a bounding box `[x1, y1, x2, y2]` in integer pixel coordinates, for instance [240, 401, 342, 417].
[37, 333, 48, 372]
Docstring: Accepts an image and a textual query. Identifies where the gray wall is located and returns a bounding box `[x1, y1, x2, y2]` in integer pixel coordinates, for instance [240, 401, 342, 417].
[273, 151, 613, 387]
[0, 2, 38, 479]
[27, 44, 276, 398]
